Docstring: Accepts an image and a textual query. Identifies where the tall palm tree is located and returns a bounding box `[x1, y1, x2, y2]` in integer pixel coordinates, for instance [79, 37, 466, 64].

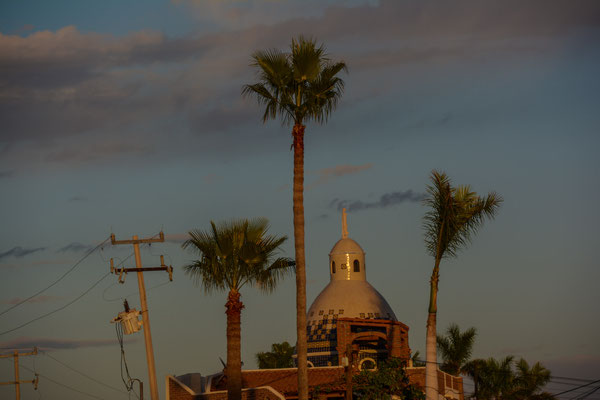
[182, 218, 295, 400]
[243, 36, 347, 400]
[422, 170, 502, 400]
[437, 323, 477, 376]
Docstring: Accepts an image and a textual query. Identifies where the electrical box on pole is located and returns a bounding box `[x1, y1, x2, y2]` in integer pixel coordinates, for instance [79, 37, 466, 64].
[109, 231, 172, 400]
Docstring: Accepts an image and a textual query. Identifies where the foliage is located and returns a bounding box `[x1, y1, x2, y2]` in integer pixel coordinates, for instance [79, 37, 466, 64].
[182, 218, 295, 294]
[353, 358, 425, 400]
[242, 35, 347, 126]
[465, 357, 555, 400]
[437, 323, 477, 376]
[256, 341, 296, 369]
[423, 170, 503, 262]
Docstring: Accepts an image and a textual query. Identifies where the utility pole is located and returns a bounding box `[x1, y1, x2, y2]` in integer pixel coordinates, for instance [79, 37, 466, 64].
[0, 347, 38, 400]
[110, 232, 172, 400]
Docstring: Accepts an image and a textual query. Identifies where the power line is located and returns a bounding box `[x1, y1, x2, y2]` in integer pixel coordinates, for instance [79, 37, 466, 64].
[41, 351, 129, 396]
[17, 362, 107, 400]
[0, 237, 110, 317]
[553, 379, 600, 397]
[0, 272, 111, 336]
[0, 251, 136, 337]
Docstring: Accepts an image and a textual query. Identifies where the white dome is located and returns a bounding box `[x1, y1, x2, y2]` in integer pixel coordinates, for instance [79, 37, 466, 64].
[329, 238, 365, 256]
[307, 280, 397, 323]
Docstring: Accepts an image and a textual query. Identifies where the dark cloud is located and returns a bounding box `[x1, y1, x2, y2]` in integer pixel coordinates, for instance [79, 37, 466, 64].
[0, 170, 14, 178]
[1, 0, 598, 170]
[68, 196, 87, 202]
[330, 190, 425, 213]
[0, 246, 46, 261]
[0, 336, 136, 350]
[57, 242, 93, 253]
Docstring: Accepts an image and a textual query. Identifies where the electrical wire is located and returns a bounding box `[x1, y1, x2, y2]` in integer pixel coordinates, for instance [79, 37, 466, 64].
[0, 272, 111, 336]
[0, 249, 138, 336]
[15, 362, 107, 400]
[551, 379, 600, 397]
[0, 237, 110, 317]
[103, 279, 171, 302]
[41, 351, 129, 396]
[116, 323, 141, 400]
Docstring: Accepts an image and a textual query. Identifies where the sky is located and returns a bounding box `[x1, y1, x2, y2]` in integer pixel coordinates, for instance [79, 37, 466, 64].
[1, 0, 599, 399]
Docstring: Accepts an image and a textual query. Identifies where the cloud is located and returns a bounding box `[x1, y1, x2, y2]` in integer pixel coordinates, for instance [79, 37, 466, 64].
[0, 246, 46, 261]
[1, 0, 598, 172]
[164, 233, 189, 243]
[2, 295, 64, 305]
[57, 242, 94, 253]
[0, 170, 14, 178]
[309, 163, 373, 188]
[68, 196, 87, 202]
[330, 190, 425, 212]
[0, 336, 137, 350]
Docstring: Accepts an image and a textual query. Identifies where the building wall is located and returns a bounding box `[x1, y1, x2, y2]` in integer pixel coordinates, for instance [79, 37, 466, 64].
[406, 368, 464, 400]
[167, 376, 285, 400]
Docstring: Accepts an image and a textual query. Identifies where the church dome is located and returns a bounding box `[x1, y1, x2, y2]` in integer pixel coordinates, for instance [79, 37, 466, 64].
[304, 209, 398, 367]
[307, 280, 397, 322]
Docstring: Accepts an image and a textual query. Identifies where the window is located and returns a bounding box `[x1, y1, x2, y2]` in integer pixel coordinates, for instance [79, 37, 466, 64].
[332, 261, 336, 273]
[354, 259, 360, 272]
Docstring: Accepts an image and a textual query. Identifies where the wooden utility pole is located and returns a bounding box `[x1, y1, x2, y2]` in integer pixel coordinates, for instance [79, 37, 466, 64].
[0, 347, 38, 400]
[110, 232, 172, 400]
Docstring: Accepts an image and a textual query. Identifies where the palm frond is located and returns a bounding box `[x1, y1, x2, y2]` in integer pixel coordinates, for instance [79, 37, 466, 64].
[423, 170, 503, 261]
[244, 36, 347, 128]
[182, 218, 294, 295]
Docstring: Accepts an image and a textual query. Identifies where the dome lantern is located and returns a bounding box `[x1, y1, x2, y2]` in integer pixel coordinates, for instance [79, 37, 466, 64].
[329, 208, 366, 281]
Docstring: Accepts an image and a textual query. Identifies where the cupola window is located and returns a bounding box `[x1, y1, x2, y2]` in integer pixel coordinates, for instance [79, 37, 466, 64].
[331, 261, 336, 273]
[353, 259, 360, 272]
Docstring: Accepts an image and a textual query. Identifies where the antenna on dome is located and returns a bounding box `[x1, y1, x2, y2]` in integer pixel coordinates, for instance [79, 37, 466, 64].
[342, 208, 349, 239]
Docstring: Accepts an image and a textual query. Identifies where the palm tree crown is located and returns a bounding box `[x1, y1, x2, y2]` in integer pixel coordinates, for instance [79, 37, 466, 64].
[242, 36, 347, 126]
[423, 170, 503, 262]
[182, 218, 294, 294]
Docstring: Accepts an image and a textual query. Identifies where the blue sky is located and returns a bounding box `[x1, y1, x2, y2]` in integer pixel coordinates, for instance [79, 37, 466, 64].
[1, 1, 599, 399]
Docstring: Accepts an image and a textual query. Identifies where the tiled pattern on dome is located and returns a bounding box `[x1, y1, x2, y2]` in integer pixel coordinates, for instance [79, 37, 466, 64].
[306, 308, 394, 367]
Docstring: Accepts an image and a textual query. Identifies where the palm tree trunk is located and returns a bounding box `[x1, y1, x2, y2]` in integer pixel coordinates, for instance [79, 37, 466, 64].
[225, 289, 244, 400]
[292, 123, 308, 400]
[426, 264, 440, 400]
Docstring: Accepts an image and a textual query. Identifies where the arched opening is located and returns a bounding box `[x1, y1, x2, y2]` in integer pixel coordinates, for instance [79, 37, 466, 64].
[359, 357, 377, 371]
[331, 261, 336, 273]
[353, 259, 360, 272]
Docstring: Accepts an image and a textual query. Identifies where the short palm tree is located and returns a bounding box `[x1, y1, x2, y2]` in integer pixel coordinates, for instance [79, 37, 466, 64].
[437, 323, 477, 376]
[243, 36, 346, 400]
[182, 218, 295, 400]
[422, 170, 502, 400]
[507, 358, 554, 400]
[473, 356, 515, 399]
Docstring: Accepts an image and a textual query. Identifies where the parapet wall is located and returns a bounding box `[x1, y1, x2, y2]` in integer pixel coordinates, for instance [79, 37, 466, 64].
[167, 375, 285, 400]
